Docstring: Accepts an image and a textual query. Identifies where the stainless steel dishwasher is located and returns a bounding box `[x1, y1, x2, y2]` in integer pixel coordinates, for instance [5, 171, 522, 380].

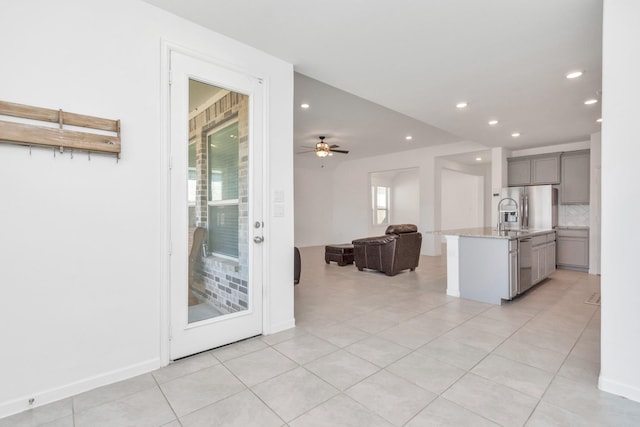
[518, 237, 533, 294]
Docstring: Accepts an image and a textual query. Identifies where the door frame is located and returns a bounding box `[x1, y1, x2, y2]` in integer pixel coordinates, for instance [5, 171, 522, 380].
[159, 41, 269, 365]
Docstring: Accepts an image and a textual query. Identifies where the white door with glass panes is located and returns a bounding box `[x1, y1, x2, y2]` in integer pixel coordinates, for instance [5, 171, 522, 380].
[169, 50, 264, 360]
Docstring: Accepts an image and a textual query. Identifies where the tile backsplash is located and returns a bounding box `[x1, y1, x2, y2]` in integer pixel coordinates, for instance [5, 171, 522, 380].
[559, 204, 590, 226]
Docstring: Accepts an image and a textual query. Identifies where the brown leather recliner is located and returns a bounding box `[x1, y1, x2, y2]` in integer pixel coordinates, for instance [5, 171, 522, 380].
[352, 224, 422, 276]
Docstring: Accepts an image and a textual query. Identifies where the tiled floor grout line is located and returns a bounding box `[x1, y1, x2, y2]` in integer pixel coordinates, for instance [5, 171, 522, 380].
[71, 397, 77, 427]
[152, 375, 183, 427]
[523, 299, 601, 425]
[218, 355, 290, 426]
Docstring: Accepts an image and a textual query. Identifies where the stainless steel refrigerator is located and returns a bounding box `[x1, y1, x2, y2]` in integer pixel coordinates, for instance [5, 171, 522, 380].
[501, 185, 558, 230]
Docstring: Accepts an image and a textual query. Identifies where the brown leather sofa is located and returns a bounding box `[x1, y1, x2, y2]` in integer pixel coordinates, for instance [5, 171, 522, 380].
[352, 224, 422, 276]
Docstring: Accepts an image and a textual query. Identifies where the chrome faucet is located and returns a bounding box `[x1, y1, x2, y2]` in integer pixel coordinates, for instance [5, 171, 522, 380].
[497, 197, 519, 231]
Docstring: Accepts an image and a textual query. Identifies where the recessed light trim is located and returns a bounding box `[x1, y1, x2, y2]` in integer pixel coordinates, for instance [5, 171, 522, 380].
[584, 99, 598, 105]
[597, 118, 603, 123]
[511, 132, 521, 138]
[566, 71, 583, 79]
[475, 157, 482, 161]
[456, 102, 468, 109]
[488, 120, 498, 126]
[405, 135, 413, 141]
[300, 103, 310, 109]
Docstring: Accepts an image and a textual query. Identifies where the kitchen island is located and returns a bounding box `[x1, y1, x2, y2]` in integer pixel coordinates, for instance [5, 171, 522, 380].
[444, 227, 556, 305]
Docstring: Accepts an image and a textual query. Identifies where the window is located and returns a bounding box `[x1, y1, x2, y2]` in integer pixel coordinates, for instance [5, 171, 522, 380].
[372, 185, 390, 225]
[207, 122, 239, 258]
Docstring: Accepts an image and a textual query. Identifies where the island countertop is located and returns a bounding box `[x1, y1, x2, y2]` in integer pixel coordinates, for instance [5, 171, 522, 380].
[442, 227, 555, 240]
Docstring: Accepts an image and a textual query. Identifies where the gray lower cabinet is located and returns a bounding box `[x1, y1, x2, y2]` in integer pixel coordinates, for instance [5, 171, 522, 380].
[561, 150, 590, 204]
[556, 228, 589, 271]
[531, 232, 556, 285]
[546, 241, 557, 277]
[509, 240, 518, 299]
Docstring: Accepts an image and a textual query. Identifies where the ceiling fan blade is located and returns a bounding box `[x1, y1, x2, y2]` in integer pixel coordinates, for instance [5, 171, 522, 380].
[300, 145, 316, 149]
[295, 150, 315, 154]
[331, 149, 349, 154]
[329, 144, 340, 148]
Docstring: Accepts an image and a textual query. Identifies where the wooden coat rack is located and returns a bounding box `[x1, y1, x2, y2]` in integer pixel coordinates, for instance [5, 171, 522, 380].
[0, 100, 121, 157]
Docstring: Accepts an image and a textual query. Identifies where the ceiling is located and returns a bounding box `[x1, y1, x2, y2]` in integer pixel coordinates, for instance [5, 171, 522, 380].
[145, 0, 603, 167]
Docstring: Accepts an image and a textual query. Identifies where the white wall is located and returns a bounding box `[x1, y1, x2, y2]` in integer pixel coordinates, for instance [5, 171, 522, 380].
[294, 166, 335, 246]
[392, 169, 420, 226]
[440, 169, 484, 230]
[437, 159, 491, 230]
[0, 0, 294, 417]
[599, 0, 640, 403]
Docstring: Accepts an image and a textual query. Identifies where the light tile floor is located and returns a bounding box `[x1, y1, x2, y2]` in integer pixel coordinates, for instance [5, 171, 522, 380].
[4, 245, 640, 426]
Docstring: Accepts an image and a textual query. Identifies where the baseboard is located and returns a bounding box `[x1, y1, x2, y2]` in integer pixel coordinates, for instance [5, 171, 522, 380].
[599, 375, 640, 403]
[265, 318, 295, 335]
[557, 265, 589, 273]
[0, 358, 161, 419]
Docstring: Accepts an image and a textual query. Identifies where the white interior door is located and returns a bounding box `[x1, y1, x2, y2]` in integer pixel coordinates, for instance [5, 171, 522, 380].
[169, 51, 264, 360]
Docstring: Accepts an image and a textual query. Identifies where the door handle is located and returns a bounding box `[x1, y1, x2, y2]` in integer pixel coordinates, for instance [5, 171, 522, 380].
[253, 236, 264, 244]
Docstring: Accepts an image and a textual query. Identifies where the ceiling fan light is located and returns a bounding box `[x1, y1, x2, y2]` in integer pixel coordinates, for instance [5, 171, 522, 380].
[315, 141, 330, 157]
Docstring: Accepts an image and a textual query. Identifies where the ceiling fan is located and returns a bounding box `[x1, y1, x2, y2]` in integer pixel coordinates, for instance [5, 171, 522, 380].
[296, 136, 349, 158]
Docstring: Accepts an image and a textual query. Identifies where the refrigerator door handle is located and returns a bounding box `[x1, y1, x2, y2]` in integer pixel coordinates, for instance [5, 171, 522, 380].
[524, 195, 529, 228]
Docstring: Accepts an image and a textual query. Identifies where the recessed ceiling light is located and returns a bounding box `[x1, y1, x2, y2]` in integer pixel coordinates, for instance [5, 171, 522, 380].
[597, 118, 603, 123]
[300, 103, 310, 109]
[488, 120, 498, 126]
[475, 157, 482, 161]
[566, 71, 583, 79]
[456, 102, 468, 109]
[405, 135, 413, 141]
[584, 99, 598, 105]
[511, 132, 521, 138]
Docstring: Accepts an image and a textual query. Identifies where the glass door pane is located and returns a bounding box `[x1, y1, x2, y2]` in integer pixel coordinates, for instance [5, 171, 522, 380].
[187, 79, 249, 324]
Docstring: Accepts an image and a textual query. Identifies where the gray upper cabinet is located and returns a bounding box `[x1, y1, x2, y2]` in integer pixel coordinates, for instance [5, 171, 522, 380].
[561, 150, 590, 204]
[508, 157, 532, 186]
[507, 153, 560, 186]
[531, 154, 561, 184]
